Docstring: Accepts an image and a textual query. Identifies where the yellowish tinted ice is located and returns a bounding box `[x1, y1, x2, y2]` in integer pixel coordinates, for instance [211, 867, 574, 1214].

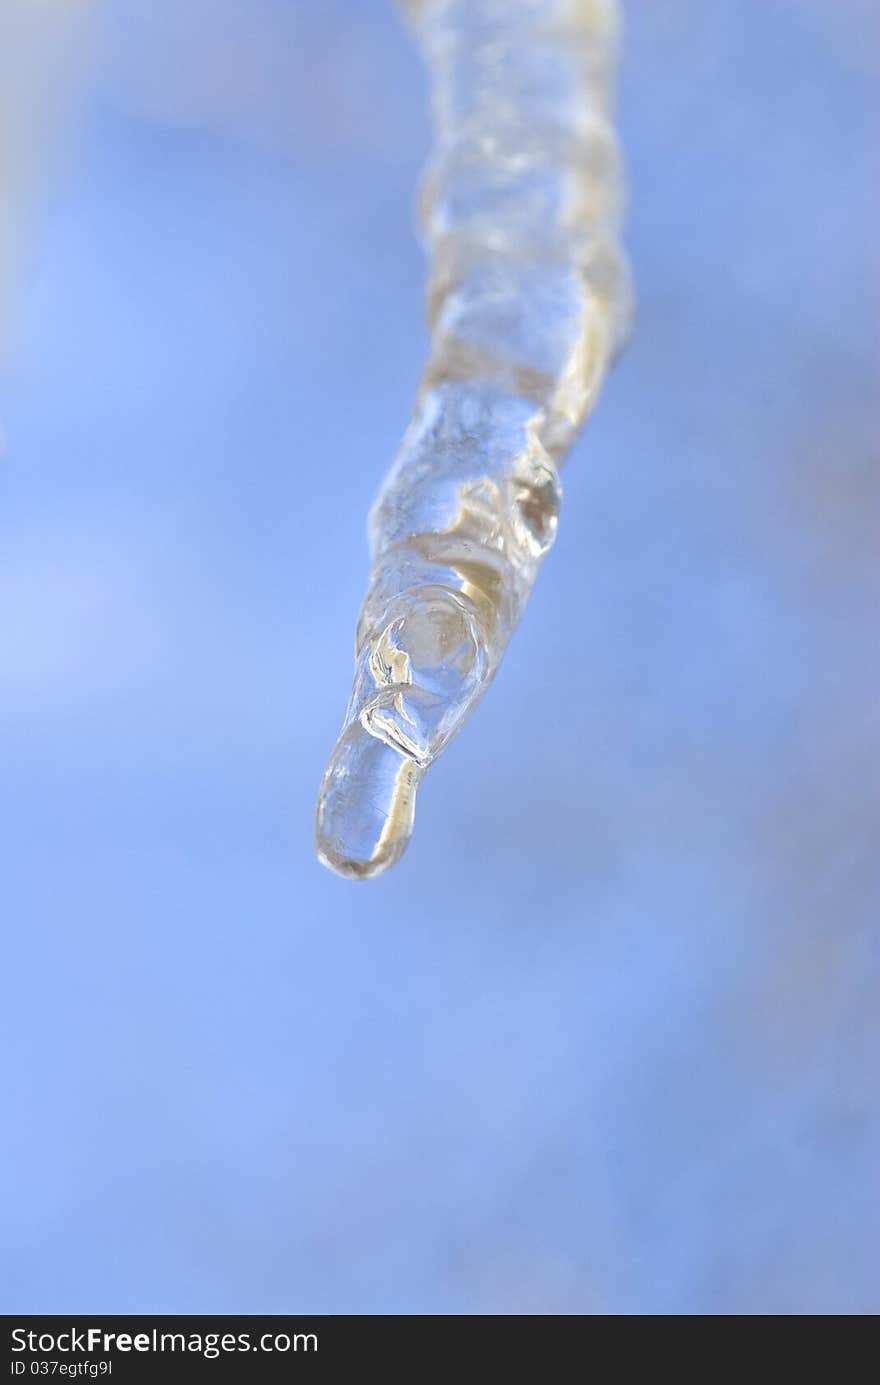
[317, 0, 632, 878]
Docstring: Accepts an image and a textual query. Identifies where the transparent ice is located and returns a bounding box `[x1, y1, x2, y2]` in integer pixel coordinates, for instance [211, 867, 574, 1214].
[317, 0, 632, 878]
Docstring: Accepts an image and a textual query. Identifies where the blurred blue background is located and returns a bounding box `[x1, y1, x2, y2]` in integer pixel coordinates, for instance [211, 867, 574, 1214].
[1, 0, 877, 1314]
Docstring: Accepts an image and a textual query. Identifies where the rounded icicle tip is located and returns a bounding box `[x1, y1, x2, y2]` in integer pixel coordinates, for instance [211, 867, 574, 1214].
[315, 723, 423, 880]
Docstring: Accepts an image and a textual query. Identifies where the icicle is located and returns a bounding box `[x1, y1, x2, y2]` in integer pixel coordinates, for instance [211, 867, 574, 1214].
[317, 0, 632, 878]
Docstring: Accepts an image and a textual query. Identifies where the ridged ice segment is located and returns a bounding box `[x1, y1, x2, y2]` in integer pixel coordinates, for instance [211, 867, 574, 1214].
[317, 0, 632, 878]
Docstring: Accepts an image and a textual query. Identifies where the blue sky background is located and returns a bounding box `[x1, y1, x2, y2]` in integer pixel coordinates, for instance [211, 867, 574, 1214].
[1, 0, 877, 1313]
